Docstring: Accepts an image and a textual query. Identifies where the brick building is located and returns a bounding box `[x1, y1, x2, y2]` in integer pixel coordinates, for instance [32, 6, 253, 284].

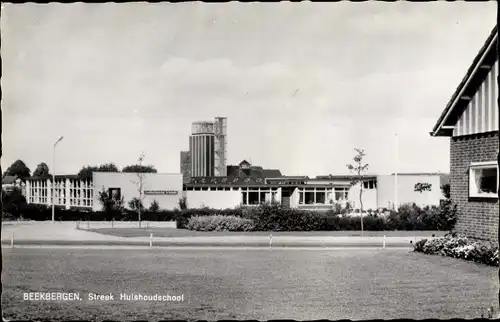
[431, 25, 499, 242]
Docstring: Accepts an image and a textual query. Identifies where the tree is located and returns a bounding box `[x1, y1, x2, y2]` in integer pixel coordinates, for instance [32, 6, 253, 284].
[130, 152, 149, 228]
[178, 197, 188, 210]
[97, 187, 124, 221]
[33, 162, 51, 177]
[99, 163, 119, 172]
[2, 187, 27, 219]
[78, 163, 119, 181]
[441, 183, 451, 199]
[4, 160, 31, 181]
[346, 148, 369, 236]
[78, 165, 100, 181]
[149, 200, 160, 213]
[122, 164, 157, 173]
[128, 197, 145, 214]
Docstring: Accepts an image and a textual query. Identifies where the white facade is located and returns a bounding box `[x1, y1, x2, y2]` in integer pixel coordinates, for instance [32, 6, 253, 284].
[25, 172, 446, 212]
[26, 177, 93, 209]
[184, 190, 242, 209]
[92, 172, 183, 211]
[376, 174, 444, 208]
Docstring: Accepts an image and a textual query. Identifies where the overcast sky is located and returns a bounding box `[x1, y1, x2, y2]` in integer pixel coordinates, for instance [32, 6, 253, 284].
[1, 2, 496, 177]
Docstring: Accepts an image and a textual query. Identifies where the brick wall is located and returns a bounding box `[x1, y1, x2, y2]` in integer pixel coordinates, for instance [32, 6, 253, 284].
[450, 131, 499, 242]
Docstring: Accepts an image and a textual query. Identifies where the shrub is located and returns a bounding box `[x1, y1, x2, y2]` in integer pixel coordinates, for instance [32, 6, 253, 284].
[186, 215, 255, 232]
[414, 234, 499, 267]
[128, 197, 145, 214]
[175, 207, 244, 229]
[178, 197, 188, 210]
[149, 200, 160, 213]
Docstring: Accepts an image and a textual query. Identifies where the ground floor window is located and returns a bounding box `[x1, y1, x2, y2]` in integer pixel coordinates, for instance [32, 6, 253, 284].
[469, 161, 498, 198]
[298, 187, 348, 205]
[241, 187, 276, 206]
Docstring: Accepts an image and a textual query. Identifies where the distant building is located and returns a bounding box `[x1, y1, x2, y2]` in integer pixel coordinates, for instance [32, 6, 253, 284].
[190, 121, 215, 177]
[183, 160, 446, 210]
[25, 172, 183, 212]
[2, 175, 24, 193]
[430, 25, 499, 242]
[188, 117, 227, 177]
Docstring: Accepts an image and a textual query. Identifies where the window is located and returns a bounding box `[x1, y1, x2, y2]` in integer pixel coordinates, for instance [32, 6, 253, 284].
[469, 161, 498, 198]
[335, 188, 347, 201]
[304, 189, 315, 204]
[108, 188, 121, 200]
[363, 180, 377, 189]
[248, 191, 259, 205]
[316, 191, 326, 204]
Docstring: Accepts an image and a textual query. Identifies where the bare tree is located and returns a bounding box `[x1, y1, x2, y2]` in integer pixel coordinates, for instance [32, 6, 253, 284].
[130, 152, 148, 228]
[347, 148, 369, 236]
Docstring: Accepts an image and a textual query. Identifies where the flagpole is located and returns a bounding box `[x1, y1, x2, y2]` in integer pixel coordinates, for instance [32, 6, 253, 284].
[394, 133, 399, 211]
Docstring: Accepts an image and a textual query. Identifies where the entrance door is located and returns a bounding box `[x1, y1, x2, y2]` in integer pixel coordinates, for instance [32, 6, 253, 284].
[281, 187, 294, 208]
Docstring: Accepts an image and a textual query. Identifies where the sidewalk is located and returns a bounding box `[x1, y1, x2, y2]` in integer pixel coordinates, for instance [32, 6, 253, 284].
[1, 221, 433, 248]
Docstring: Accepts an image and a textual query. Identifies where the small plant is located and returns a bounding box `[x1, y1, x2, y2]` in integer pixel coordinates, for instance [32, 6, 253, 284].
[128, 197, 145, 214]
[149, 200, 160, 213]
[178, 197, 188, 210]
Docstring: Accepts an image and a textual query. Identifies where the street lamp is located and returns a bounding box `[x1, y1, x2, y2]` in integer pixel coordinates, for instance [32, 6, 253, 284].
[52, 136, 64, 223]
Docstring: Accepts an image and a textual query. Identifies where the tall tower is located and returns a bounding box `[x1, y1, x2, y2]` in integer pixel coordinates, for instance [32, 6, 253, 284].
[213, 117, 227, 177]
[189, 121, 215, 177]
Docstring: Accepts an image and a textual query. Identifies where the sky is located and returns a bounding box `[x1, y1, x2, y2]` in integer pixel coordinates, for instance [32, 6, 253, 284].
[1, 2, 497, 177]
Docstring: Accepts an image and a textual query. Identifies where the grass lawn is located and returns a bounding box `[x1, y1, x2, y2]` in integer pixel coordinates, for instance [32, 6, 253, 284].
[85, 227, 447, 238]
[2, 248, 497, 320]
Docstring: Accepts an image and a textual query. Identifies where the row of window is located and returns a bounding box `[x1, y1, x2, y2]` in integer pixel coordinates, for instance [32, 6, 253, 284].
[298, 188, 349, 205]
[27, 181, 93, 207]
[241, 191, 278, 205]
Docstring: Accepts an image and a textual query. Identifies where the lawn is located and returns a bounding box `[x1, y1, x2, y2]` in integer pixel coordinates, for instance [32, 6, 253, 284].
[2, 248, 497, 321]
[85, 227, 446, 238]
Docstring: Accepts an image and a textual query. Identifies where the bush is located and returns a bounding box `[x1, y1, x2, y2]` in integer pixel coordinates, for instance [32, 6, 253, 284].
[175, 207, 244, 229]
[186, 215, 255, 231]
[414, 235, 499, 266]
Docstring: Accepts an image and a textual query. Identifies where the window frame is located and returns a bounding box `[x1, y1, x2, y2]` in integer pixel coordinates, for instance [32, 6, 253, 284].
[468, 161, 499, 199]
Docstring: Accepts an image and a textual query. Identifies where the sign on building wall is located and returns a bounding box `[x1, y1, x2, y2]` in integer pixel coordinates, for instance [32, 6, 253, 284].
[144, 190, 178, 195]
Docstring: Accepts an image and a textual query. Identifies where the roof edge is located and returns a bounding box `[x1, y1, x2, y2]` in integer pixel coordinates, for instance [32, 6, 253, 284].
[431, 25, 498, 137]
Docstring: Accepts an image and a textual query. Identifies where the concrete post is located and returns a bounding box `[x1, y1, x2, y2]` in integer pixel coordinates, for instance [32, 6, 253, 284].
[65, 178, 71, 210]
[47, 179, 52, 207]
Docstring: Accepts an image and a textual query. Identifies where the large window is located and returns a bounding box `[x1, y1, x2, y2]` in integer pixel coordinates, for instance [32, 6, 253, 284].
[334, 188, 348, 201]
[298, 188, 328, 204]
[469, 161, 498, 198]
[241, 187, 273, 206]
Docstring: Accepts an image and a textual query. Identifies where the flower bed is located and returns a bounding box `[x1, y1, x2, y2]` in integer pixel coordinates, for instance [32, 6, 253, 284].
[413, 234, 499, 267]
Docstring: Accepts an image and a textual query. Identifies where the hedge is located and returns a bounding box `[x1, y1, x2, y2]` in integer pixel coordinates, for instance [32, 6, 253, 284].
[2, 200, 457, 232]
[186, 215, 255, 232]
[414, 234, 499, 266]
[179, 203, 457, 232]
[2, 203, 178, 222]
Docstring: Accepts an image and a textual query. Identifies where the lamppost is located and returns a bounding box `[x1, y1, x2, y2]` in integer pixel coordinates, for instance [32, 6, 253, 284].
[52, 136, 64, 223]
